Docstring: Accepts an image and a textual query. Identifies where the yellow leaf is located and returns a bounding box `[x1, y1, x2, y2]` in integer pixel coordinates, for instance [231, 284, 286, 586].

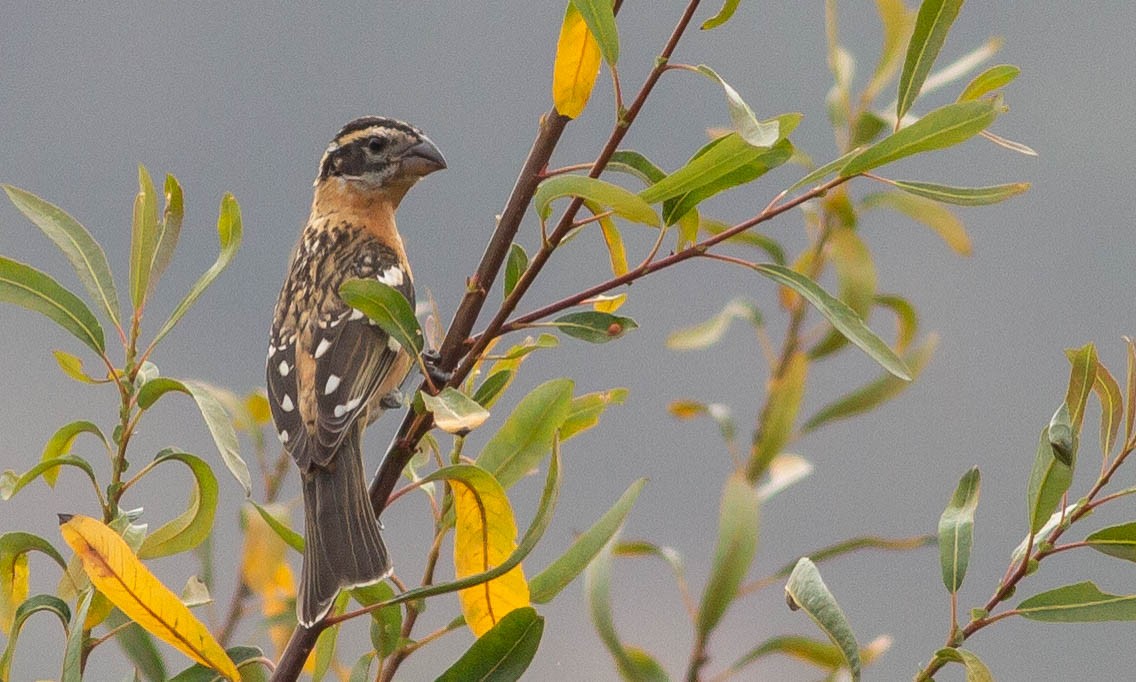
[244, 390, 272, 426]
[59, 514, 239, 681]
[240, 503, 291, 594]
[451, 467, 530, 637]
[552, 3, 602, 119]
[587, 293, 627, 313]
[0, 553, 28, 634]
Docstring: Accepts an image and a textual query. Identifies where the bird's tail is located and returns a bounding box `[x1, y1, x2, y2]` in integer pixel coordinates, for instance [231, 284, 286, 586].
[298, 434, 391, 627]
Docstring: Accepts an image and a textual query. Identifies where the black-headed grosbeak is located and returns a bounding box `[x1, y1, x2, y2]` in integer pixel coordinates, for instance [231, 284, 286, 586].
[267, 116, 445, 626]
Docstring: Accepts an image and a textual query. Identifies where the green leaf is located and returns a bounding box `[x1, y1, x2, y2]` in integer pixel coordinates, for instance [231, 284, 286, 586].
[896, 0, 966, 120]
[130, 165, 160, 310]
[788, 148, 862, 192]
[530, 478, 645, 603]
[891, 179, 1030, 206]
[934, 648, 993, 681]
[939, 467, 980, 593]
[727, 635, 847, 674]
[843, 100, 998, 177]
[0, 532, 68, 634]
[873, 294, 919, 353]
[149, 194, 242, 348]
[549, 311, 637, 343]
[803, 335, 936, 433]
[422, 387, 491, 435]
[106, 609, 168, 682]
[504, 243, 528, 298]
[752, 264, 910, 380]
[137, 452, 218, 559]
[699, 218, 786, 263]
[148, 174, 185, 295]
[3, 184, 121, 327]
[476, 379, 573, 490]
[958, 64, 1021, 101]
[1064, 343, 1098, 437]
[569, 0, 618, 65]
[533, 175, 659, 227]
[1026, 425, 1073, 533]
[0, 594, 71, 681]
[250, 500, 304, 553]
[701, 0, 741, 29]
[0, 456, 98, 501]
[749, 351, 808, 478]
[350, 582, 401, 658]
[862, 190, 971, 255]
[666, 298, 761, 351]
[1018, 581, 1136, 622]
[1086, 522, 1136, 563]
[559, 387, 628, 441]
[312, 593, 348, 681]
[348, 653, 376, 682]
[0, 256, 105, 353]
[168, 646, 268, 682]
[1094, 361, 1124, 458]
[40, 421, 106, 487]
[697, 473, 760, 639]
[52, 350, 106, 384]
[136, 378, 251, 495]
[864, 0, 915, 103]
[809, 226, 878, 359]
[339, 278, 424, 355]
[784, 558, 861, 681]
[607, 149, 666, 185]
[473, 370, 514, 409]
[695, 65, 781, 147]
[61, 589, 94, 682]
[435, 607, 544, 682]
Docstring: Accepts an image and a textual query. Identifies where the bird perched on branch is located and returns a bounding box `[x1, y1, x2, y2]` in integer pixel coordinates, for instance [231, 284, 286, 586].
[267, 116, 446, 626]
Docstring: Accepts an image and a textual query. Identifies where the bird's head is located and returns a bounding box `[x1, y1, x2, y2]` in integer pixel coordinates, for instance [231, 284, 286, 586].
[316, 116, 446, 202]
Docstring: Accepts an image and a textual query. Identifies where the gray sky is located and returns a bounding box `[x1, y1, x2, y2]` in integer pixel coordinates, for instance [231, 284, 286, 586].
[3, 3, 1135, 680]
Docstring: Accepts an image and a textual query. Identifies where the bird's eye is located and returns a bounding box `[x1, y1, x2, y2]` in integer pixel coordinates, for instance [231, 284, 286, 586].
[367, 137, 387, 153]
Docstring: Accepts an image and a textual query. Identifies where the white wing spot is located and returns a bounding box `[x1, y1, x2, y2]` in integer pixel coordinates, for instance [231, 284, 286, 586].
[349, 307, 365, 321]
[333, 396, 363, 418]
[267, 344, 276, 358]
[278, 429, 290, 444]
[377, 266, 404, 287]
[388, 337, 402, 352]
[281, 394, 294, 412]
[325, 374, 341, 395]
[278, 361, 291, 376]
[314, 337, 332, 358]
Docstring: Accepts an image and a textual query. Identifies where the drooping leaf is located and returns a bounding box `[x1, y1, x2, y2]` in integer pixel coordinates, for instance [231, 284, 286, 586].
[958, 63, 1020, 102]
[59, 514, 239, 680]
[934, 648, 994, 681]
[697, 473, 760, 639]
[939, 467, 980, 593]
[149, 174, 185, 295]
[504, 243, 528, 298]
[530, 478, 645, 603]
[0, 594, 71, 681]
[3, 184, 121, 327]
[339, 278, 424, 355]
[695, 65, 781, 147]
[423, 387, 492, 435]
[896, 0, 967, 120]
[0, 532, 67, 634]
[129, 165, 160, 310]
[1026, 425, 1073, 533]
[891, 179, 1030, 206]
[137, 378, 251, 494]
[874, 293, 920, 353]
[750, 351, 808, 478]
[149, 194, 242, 348]
[477, 379, 572, 489]
[666, 298, 762, 350]
[534, 175, 659, 227]
[52, 349, 106, 383]
[0, 456, 98, 501]
[559, 387, 628, 441]
[137, 452, 219, 559]
[1018, 581, 1136, 622]
[843, 100, 999, 177]
[552, 3, 603, 118]
[569, 0, 619, 65]
[862, 190, 971, 255]
[39, 421, 106, 487]
[435, 607, 544, 682]
[784, 558, 861, 680]
[753, 264, 910, 380]
[701, 0, 741, 30]
[0, 256, 105, 352]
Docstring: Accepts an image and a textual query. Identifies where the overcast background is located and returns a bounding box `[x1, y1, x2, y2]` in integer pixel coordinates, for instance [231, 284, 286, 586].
[3, 3, 1135, 680]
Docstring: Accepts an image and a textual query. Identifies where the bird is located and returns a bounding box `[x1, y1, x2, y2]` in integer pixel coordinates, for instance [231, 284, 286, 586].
[266, 116, 446, 626]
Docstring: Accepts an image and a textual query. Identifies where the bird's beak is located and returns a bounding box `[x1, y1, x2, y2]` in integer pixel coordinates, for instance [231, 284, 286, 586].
[400, 137, 447, 177]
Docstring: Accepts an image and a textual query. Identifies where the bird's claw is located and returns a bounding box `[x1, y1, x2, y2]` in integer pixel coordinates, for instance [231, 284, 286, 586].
[421, 349, 453, 387]
[379, 389, 405, 410]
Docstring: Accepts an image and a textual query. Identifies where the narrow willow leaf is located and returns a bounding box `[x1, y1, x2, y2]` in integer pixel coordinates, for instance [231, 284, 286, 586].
[607, 149, 666, 185]
[958, 64, 1021, 101]
[40, 421, 106, 487]
[934, 648, 994, 681]
[788, 148, 862, 192]
[0, 456, 98, 501]
[570, 0, 618, 65]
[422, 387, 491, 434]
[892, 179, 1030, 206]
[338, 278, 424, 355]
[59, 515, 239, 680]
[312, 593, 347, 681]
[0, 532, 68, 634]
[697, 473, 760, 639]
[136, 378, 251, 495]
[52, 350, 106, 384]
[550, 311, 638, 343]
[700, 218, 786, 264]
[106, 609, 168, 682]
[916, 36, 1002, 100]
[578, 198, 630, 278]
[250, 500, 304, 553]
[1086, 522, 1136, 563]
[1127, 337, 1136, 446]
[695, 65, 780, 147]
[504, 243, 528, 298]
[137, 452, 218, 559]
[1065, 343, 1098, 436]
[641, 133, 792, 206]
[863, 0, 914, 102]
[810, 226, 878, 359]
[896, 0, 966, 120]
[666, 298, 761, 351]
[150, 194, 242, 348]
[435, 607, 544, 682]
[3, 184, 121, 327]
[534, 175, 659, 226]
[981, 129, 1037, 156]
[588, 293, 627, 313]
[939, 467, 980, 593]
[560, 387, 628, 441]
[843, 100, 998, 177]
[1026, 425, 1073, 533]
[785, 558, 861, 680]
[0, 594, 71, 681]
[473, 370, 513, 409]
[803, 335, 936, 433]
[0, 256, 105, 352]
[148, 174, 185, 295]
[862, 191, 971, 255]
[750, 351, 808, 478]
[753, 264, 910, 380]
[530, 479, 645, 603]
[701, 0, 741, 29]
[728, 634, 892, 677]
[130, 165, 160, 310]
[61, 589, 94, 682]
[476, 378, 572, 490]
[552, 3, 602, 119]
[1018, 581, 1136, 622]
[874, 293, 919, 353]
[1094, 362, 1124, 458]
